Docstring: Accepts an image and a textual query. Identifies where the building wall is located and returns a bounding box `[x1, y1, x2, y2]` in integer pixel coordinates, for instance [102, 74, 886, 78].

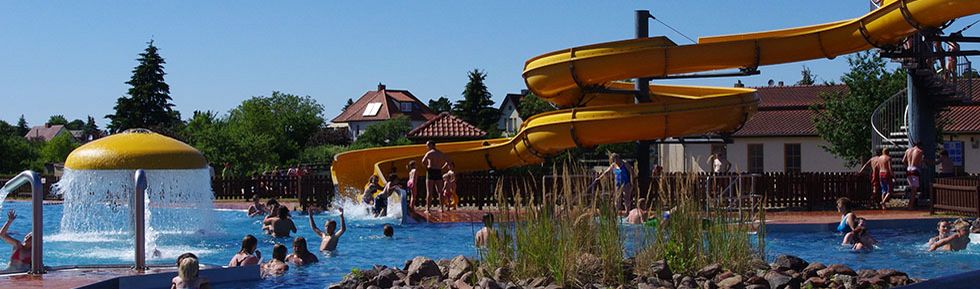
[344, 119, 428, 141]
[659, 136, 855, 173]
[497, 103, 522, 136]
[942, 134, 980, 174]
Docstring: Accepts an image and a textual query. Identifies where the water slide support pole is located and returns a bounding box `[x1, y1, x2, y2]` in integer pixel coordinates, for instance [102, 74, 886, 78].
[635, 10, 653, 206]
[133, 169, 148, 271]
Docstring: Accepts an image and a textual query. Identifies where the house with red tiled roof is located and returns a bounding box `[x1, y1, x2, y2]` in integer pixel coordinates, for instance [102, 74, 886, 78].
[24, 124, 70, 142]
[658, 82, 980, 174]
[331, 84, 438, 140]
[407, 112, 487, 142]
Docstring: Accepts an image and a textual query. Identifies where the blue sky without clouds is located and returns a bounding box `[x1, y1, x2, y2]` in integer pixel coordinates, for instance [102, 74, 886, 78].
[1, 1, 978, 127]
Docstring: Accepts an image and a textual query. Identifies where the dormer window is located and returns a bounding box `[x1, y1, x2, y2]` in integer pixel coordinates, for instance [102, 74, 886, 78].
[399, 101, 413, 112]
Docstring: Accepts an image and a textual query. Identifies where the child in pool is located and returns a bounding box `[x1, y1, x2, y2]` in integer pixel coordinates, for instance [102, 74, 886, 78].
[842, 218, 877, 251]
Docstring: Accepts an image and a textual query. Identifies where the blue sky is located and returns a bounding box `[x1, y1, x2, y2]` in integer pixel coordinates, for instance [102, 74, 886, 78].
[1, 1, 978, 127]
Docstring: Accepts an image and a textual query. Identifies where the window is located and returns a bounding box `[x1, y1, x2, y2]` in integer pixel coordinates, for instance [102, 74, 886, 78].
[784, 143, 801, 173]
[510, 117, 518, 132]
[399, 101, 413, 112]
[362, 102, 382, 116]
[747, 144, 764, 173]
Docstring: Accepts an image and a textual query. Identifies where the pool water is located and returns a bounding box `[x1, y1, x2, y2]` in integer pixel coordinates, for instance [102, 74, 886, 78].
[0, 201, 977, 288]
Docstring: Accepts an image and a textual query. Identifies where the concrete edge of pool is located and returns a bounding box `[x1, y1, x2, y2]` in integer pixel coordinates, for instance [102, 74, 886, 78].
[0, 265, 260, 289]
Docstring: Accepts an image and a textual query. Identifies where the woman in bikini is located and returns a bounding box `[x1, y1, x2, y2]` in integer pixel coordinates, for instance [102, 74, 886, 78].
[0, 210, 32, 272]
[227, 235, 261, 267]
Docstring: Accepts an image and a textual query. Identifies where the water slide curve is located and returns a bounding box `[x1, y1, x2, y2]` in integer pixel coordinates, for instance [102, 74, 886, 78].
[332, 0, 980, 206]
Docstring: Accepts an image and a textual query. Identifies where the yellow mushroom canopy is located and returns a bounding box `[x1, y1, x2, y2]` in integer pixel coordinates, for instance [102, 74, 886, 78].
[65, 129, 208, 170]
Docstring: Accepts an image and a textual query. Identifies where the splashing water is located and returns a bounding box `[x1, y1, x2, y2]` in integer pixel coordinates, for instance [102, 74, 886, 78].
[53, 168, 216, 249]
[0, 188, 9, 212]
[332, 190, 403, 223]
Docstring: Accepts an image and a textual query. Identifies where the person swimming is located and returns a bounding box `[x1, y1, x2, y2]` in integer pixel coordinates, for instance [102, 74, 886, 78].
[928, 220, 951, 247]
[0, 210, 32, 272]
[171, 255, 210, 289]
[309, 207, 346, 252]
[383, 224, 394, 238]
[842, 218, 877, 251]
[374, 174, 400, 217]
[285, 237, 318, 265]
[261, 244, 289, 277]
[626, 198, 648, 224]
[929, 219, 971, 251]
[228, 235, 261, 267]
[247, 195, 267, 217]
[836, 198, 857, 234]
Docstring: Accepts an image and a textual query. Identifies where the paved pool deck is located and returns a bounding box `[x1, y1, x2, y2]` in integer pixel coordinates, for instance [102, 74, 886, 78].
[0, 267, 176, 289]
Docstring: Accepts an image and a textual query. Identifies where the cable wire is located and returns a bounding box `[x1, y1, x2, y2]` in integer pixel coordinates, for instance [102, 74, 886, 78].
[650, 15, 697, 44]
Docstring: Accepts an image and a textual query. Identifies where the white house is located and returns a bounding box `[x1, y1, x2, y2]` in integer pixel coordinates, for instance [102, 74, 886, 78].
[330, 83, 438, 141]
[497, 90, 527, 137]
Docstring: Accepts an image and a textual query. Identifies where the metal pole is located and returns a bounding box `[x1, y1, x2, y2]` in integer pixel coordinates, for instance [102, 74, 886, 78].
[134, 169, 148, 271]
[635, 10, 653, 210]
[28, 172, 43, 275]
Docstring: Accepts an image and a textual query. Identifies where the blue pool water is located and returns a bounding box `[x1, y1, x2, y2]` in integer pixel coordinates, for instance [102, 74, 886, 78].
[0, 201, 977, 288]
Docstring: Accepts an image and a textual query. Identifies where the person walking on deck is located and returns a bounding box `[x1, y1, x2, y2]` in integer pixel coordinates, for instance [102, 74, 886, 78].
[421, 141, 450, 213]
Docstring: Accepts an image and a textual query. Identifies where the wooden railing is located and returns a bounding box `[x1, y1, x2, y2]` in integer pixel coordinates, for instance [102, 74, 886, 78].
[211, 175, 334, 206]
[932, 176, 980, 216]
[412, 172, 873, 211]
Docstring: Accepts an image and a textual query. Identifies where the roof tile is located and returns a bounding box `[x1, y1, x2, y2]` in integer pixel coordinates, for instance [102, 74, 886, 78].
[407, 112, 486, 139]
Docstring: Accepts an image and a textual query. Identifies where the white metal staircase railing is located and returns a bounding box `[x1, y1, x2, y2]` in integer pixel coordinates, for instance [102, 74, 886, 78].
[871, 88, 909, 152]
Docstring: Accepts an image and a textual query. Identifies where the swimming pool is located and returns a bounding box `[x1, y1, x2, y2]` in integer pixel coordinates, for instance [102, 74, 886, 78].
[0, 201, 977, 288]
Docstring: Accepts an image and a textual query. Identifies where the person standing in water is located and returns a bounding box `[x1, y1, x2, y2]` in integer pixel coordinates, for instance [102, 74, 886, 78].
[261, 244, 289, 277]
[626, 198, 648, 224]
[263, 207, 297, 237]
[475, 213, 496, 247]
[171, 256, 211, 289]
[0, 210, 31, 272]
[595, 153, 635, 211]
[374, 174, 401, 217]
[421, 141, 450, 213]
[285, 237, 319, 265]
[247, 195, 267, 217]
[309, 207, 346, 252]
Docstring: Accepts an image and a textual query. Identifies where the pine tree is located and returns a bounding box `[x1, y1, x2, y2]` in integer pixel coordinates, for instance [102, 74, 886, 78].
[342, 98, 354, 111]
[452, 69, 499, 131]
[84, 116, 99, 140]
[106, 40, 180, 133]
[15, 115, 29, 136]
[797, 66, 816, 85]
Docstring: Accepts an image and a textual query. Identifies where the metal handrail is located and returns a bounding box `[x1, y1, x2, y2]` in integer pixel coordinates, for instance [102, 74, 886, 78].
[133, 169, 148, 271]
[1, 170, 44, 274]
[870, 88, 909, 151]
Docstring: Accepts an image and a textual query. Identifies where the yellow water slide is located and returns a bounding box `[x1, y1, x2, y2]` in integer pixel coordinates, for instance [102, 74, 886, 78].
[332, 0, 980, 194]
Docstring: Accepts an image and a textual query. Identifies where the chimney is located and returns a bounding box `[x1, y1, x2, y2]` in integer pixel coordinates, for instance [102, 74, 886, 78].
[378, 83, 386, 91]
[734, 80, 745, 88]
[45, 123, 51, 128]
[778, 81, 785, 86]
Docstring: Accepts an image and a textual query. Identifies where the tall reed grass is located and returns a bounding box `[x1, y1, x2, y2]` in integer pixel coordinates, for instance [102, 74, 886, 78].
[478, 165, 765, 287]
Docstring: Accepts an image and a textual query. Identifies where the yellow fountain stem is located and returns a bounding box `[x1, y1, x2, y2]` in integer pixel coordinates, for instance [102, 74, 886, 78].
[65, 129, 207, 170]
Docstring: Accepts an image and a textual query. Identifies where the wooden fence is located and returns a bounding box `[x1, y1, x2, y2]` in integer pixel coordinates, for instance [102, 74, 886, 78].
[932, 176, 980, 216]
[420, 171, 873, 211]
[211, 175, 334, 206]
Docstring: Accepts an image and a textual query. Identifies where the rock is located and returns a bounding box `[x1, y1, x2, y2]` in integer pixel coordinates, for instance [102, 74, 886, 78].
[698, 279, 717, 289]
[744, 285, 768, 289]
[697, 263, 723, 279]
[748, 259, 770, 271]
[763, 271, 796, 289]
[681, 276, 696, 288]
[715, 271, 734, 283]
[817, 264, 857, 278]
[438, 259, 452, 276]
[528, 277, 552, 288]
[494, 267, 511, 282]
[888, 275, 910, 286]
[638, 283, 656, 289]
[392, 279, 405, 287]
[716, 275, 744, 289]
[407, 257, 443, 284]
[374, 268, 398, 288]
[875, 269, 905, 278]
[802, 277, 825, 288]
[800, 263, 825, 279]
[457, 272, 474, 285]
[367, 286, 380, 289]
[856, 269, 876, 279]
[480, 278, 503, 289]
[745, 276, 767, 286]
[649, 260, 673, 281]
[832, 274, 855, 289]
[404, 259, 414, 271]
[449, 256, 473, 280]
[543, 284, 563, 289]
[329, 285, 343, 289]
[773, 255, 808, 272]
